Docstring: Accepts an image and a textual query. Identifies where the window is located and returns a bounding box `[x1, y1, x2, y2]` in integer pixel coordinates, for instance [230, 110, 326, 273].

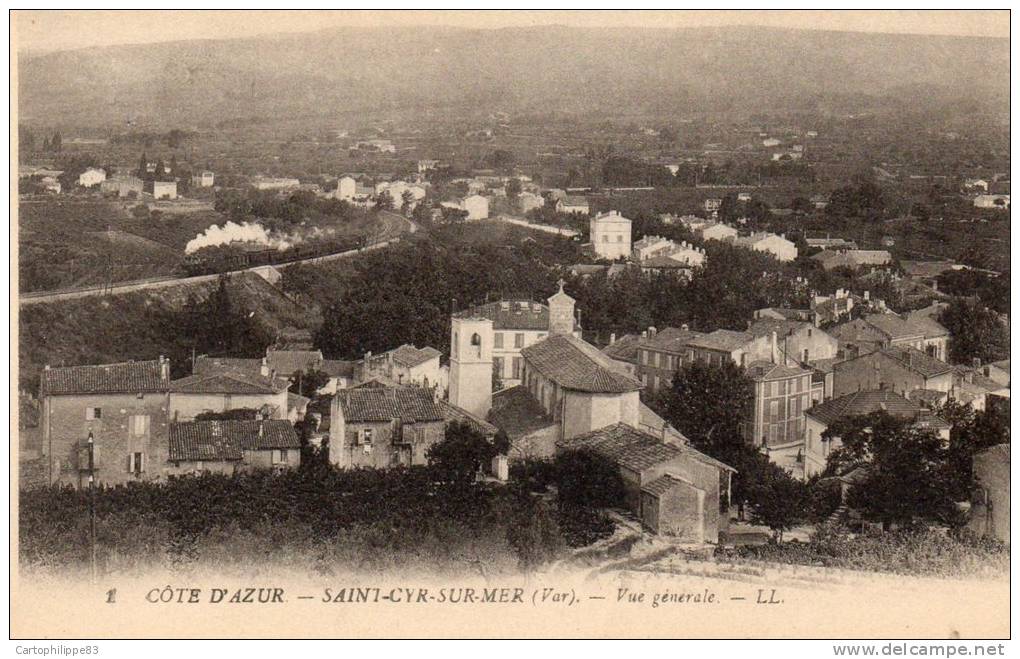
[273, 450, 289, 465]
[493, 357, 505, 378]
[129, 415, 149, 437]
[616, 235, 623, 243]
[769, 400, 779, 422]
[470, 333, 481, 346]
[363, 428, 374, 445]
[494, 333, 504, 349]
[512, 357, 522, 379]
[452, 332, 458, 358]
[127, 452, 144, 474]
[514, 333, 524, 348]
[85, 407, 102, 420]
[803, 348, 810, 362]
[602, 235, 609, 242]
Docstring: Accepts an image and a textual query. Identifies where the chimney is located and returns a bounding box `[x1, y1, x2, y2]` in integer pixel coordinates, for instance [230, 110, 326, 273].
[649, 326, 657, 337]
[610, 332, 616, 345]
[681, 323, 689, 331]
[771, 331, 779, 364]
[972, 357, 982, 369]
[260, 357, 269, 377]
[641, 330, 648, 339]
[159, 355, 169, 380]
[259, 422, 264, 437]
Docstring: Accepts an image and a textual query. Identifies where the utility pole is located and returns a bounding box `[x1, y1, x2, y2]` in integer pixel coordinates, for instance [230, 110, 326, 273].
[87, 430, 97, 584]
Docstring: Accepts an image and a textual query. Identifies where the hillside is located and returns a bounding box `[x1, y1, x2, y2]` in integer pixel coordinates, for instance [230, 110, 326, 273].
[18, 25, 1009, 129]
[18, 271, 320, 392]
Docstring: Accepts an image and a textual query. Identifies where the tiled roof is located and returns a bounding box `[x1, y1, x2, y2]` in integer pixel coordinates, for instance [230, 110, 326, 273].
[878, 346, 953, 378]
[169, 419, 300, 461]
[560, 195, 589, 206]
[337, 386, 443, 423]
[522, 335, 642, 393]
[288, 392, 310, 410]
[900, 314, 949, 338]
[829, 318, 885, 346]
[808, 357, 842, 374]
[900, 261, 957, 280]
[557, 422, 682, 472]
[641, 474, 694, 497]
[389, 345, 442, 368]
[438, 399, 498, 437]
[747, 318, 811, 339]
[639, 327, 704, 354]
[989, 359, 1010, 375]
[864, 313, 924, 340]
[685, 329, 755, 352]
[488, 385, 555, 440]
[746, 361, 809, 381]
[908, 389, 948, 407]
[266, 349, 323, 377]
[41, 360, 169, 396]
[193, 356, 263, 378]
[806, 389, 920, 425]
[601, 334, 643, 364]
[640, 255, 691, 269]
[455, 300, 570, 332]
[170, 372, 288, 395]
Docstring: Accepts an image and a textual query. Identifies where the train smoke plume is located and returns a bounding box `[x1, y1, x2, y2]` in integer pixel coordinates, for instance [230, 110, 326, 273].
[185, 221, 294, 254]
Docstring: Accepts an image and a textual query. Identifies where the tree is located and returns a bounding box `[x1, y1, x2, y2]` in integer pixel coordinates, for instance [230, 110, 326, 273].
[824, 412, 963, 528]
[400, 190, 415, 215]
[374, 191, 394, 211]
[49, 132, 62, 152]
[138, 152, 148, 178]
[179, 276, 271, 360]
[747, 461, 808, 541]
[505, 177, 522, 201]
[489, 149, 515, 172]
[290, 368, 330, 398]
[939, 298, 1009, 364]
[655, 360, 753, 451]
[553, 449, 625, 510]
[426, 421, 504, 483]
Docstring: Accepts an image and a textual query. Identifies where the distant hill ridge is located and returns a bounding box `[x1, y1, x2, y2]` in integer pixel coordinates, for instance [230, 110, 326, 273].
[18, 25, 1009, 128]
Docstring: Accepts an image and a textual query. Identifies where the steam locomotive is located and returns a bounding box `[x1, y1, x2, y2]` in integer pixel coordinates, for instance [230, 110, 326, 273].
[181, 236, 366, 277]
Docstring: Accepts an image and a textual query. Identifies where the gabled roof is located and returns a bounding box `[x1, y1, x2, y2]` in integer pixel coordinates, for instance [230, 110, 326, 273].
[488, 385, 555, 440]
[193, 356, 263, 378]
[806, 389, 920, 425]
[899, 261, 957, 280]
[41, 360, 169, 396]
[557, 422, 735, 474]
[877, 345, 953, 378]
[989, 359, 1010, 374]
[900, 314, 949, 338]
[685, 329, 755, 352]
[337, 386, 443, 423]
[639, 327, 704, 354]
[170, 371, 287, 395]
[522, 334, 642, 393]
[747, 318, 813, 339]
[640, 255, 692, 269]
[389, 345, 442, 369]
[438, 399, 498, 437]
[863, 313, 924, 340]
[746, 361, 809, 381]
[559, 195, 589, 206]
[168, 419, 300, 461]
[601, 334, 643, 364]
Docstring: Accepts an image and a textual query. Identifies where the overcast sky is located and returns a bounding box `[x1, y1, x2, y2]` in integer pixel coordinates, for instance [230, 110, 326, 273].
[14, 9, 1009, 53]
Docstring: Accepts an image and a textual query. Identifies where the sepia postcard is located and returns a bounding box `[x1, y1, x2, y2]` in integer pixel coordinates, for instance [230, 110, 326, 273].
[9, 9, 1011, 642]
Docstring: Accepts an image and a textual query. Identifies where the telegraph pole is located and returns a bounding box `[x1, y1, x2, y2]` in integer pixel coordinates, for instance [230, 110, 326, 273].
[87, 431, 97, 584]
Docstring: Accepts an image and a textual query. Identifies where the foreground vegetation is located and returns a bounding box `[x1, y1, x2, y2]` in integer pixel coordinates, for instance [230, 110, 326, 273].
[726, 523, 1008, 579]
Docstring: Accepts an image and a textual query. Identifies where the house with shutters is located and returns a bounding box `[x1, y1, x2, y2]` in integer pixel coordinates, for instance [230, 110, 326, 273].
[38, 358, 172, 487]
[330, 385, 446, 469]
[833, 345, 954, 399]
[167, 419, 301, 475]
[169, 371, 290, 421]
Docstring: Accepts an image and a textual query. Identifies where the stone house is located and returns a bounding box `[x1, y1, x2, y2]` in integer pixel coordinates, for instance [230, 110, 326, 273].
[100, 175, 144, 198]
[39, 358, 171, 487]
[733, 232, 797, 262]
[832, 346, 954, 399]
[169, 371, 290, 421]
[329, 385, 445, 469]
[463, 194, 490, 220]
[167, 419, 301, 475]
[77, 167, 106, 187]
[697, 223, 738, 242]
[556, 423, 734, 542]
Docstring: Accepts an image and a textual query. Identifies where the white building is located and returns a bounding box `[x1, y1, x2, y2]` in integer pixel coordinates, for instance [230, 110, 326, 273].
[191, 171, 215, 188]
[517, 191, 545, 214]
[78, 168, 106, 188]
[335, 176, 357, 200]
[974, 194, 1010, 209]
[150, 180, 177, 200]
[463, 194, 490, 220]
[557, 195, 590, 215]
[697, 223, 739, 242]
[252, 177, 300, 191]
[589, 211, 633, 260]
[733, 232, 798, 262]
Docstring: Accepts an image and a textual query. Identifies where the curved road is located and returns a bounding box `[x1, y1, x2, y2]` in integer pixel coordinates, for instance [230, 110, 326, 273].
[19, 211, 417, 306]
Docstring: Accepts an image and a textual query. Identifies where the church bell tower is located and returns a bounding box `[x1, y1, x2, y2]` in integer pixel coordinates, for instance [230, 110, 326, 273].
[448, 315, 494, 418]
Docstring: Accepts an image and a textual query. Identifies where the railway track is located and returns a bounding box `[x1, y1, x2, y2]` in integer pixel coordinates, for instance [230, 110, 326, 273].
[19, 211, 416, 306]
